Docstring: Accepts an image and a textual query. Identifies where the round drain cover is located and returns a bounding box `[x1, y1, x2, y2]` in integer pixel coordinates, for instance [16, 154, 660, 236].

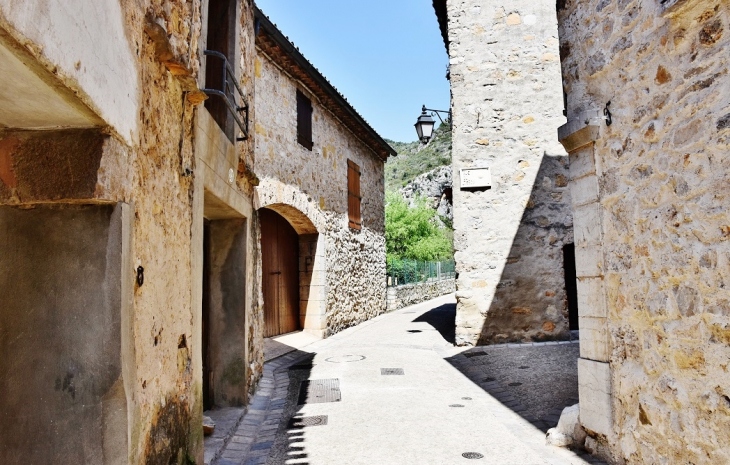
[462, 452, 484, 459]
[449, 404, 465, 408]
[508, 382, 522, 386]
[325, 355, 366, 363]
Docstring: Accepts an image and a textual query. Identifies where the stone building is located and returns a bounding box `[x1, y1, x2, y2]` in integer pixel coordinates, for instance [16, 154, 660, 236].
[433, 0, 576, 347]
[0, 1, 391, 463]
[557, 0, 730, 462]
[253, 8, 394, 339]
[435, 0, 730, 463]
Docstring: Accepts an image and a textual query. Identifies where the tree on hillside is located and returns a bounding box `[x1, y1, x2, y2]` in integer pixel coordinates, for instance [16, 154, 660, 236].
[385, 191, 453, 262]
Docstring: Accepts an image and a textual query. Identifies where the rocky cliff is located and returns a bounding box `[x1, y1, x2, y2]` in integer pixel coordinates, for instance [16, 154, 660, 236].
[400, 165, 453, 224]
[386, 123, 453, 224]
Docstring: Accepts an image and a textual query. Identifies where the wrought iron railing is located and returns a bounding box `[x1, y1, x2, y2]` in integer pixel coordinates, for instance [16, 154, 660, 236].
[202, 50, 249, 141]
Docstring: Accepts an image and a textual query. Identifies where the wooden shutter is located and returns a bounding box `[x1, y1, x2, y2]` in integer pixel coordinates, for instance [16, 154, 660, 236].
[348, 160, 361, 230]
[296, 90, 313, 150]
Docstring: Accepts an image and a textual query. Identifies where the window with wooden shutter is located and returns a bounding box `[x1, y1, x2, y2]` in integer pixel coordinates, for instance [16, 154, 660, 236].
[296, 90, 313, 150]
[347, 160, 362, 230]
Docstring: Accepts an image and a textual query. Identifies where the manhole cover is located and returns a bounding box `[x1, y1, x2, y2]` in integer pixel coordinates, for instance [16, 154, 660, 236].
[508, 382, 522, 387]
[298, 379, 341, 405]
[325, 355, 366, 363]
[407, 330, 422, 333]
[288, 415, 328, 429]
[449, 404, 465, 408]
[463, 352, 488, 358]
[483, 377, 496, 382]
[462, 397, 472, 400]
[381, 368, 405, 375]
[519, 366, 529, 369]
[462, 452, 484, 459]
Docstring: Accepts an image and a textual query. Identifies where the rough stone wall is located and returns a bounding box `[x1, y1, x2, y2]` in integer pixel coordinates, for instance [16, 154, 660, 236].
[254, 53, 387, 336]
[445, 0, 573, 346]
[0, 0, 259, 463]
[386, 279, 456, 311]
[559, 1, 730, 463]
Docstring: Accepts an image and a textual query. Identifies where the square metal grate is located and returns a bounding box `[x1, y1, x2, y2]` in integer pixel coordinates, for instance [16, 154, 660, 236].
[381, 368, 405, 375]
[288, 415, 328, 429]
[298, 379, 341, 405]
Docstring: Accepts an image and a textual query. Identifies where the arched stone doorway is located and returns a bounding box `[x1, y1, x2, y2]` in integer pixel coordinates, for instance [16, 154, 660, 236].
[258, 202, 326, 338]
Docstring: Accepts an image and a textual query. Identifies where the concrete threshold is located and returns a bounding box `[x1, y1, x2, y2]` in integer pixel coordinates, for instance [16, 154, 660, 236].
[263, 330, 322, 363]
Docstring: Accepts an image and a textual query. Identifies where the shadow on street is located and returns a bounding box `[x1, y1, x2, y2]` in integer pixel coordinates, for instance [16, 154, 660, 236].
[412, 303, 456, 344]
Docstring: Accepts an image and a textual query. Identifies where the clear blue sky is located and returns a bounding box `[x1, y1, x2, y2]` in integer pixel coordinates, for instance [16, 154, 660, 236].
[255, 0, 450, 143]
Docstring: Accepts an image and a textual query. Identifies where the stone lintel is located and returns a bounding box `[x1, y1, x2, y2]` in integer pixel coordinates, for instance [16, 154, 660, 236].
[558, 110, 601, 153]
[578, 358, 613, 437]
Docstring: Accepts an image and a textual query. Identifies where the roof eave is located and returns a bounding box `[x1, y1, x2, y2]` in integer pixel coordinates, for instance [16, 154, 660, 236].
[432, 0, 449, 54]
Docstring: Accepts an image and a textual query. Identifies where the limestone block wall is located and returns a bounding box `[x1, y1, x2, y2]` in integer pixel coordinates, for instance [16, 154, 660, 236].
[559, 1, 730, 462]
[445, 0, 573, 346]
[254, 54, 387, 337]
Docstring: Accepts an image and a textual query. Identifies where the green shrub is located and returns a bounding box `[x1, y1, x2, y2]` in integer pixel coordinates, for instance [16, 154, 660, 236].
[385, 191, 453, 261]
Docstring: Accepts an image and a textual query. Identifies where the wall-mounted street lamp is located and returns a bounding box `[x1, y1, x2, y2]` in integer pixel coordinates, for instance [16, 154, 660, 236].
[414, 105, 451, 143]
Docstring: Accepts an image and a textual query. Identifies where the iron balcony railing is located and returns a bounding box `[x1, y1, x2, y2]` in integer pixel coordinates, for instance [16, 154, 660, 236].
[202, 50, 249, 141]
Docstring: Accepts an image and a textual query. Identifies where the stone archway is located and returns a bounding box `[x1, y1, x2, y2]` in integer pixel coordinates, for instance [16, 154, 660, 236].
[255, 181, 327, 337]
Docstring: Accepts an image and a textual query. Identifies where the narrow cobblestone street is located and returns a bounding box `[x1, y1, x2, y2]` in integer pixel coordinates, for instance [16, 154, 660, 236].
[206, 294, 604, 465]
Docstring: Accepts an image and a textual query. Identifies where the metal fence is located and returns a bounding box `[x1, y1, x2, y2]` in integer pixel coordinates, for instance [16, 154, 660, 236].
[386, 258, 455, 287]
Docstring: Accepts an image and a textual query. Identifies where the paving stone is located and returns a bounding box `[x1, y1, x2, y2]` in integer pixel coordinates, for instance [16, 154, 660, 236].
[216, 459, 241, 465]
[243, 457, 267, 465]
[250, 441, 273, 451]
[224, 441, 250, 451]
[221, 449, 247, 460]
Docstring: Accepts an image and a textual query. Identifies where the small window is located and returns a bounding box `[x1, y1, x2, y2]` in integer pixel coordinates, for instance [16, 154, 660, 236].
[347, 160, 361, 230]
[297, 90, 313, 150]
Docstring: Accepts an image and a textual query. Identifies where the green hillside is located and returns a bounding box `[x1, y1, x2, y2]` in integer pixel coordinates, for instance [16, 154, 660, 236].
[384, 123, 452, 192]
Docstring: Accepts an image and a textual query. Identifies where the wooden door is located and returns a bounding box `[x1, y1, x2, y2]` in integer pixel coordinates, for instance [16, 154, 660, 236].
[260, 209, 300, 337]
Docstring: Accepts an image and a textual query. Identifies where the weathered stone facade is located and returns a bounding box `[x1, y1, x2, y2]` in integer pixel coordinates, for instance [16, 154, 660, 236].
[254, 14, 391, 338]
[438, 0, 574, 346]
[558, 1, 730, 463]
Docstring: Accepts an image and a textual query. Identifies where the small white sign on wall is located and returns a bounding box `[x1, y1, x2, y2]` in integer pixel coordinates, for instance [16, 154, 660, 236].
[460, 167, 492, 189]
